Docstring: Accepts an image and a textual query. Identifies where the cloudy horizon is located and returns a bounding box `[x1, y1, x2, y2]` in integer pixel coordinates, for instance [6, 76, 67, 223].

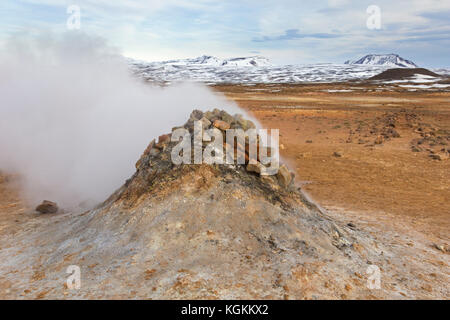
[0, 0, 449, 67]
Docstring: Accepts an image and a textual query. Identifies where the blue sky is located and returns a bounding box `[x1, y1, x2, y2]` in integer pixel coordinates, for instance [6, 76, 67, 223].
[1, 0, 449, 67]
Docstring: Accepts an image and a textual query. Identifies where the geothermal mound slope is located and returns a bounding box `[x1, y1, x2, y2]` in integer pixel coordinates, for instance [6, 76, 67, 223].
[1, 110, 402, 299]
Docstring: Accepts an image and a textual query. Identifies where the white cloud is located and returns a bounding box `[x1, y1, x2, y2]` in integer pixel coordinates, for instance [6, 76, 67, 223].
[328, 0, 349, 7]
[0, 0, 448, 66]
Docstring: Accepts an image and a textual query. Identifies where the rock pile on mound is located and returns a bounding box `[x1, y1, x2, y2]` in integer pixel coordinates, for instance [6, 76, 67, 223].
[134, 109, 295, 191]
[0, 110, 388, 299]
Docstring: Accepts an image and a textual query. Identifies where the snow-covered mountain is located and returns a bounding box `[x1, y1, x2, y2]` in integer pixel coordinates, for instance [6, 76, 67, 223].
[150, 55, 271, 67]
[164, 55, 223, 66]
[128, 54, 448, 84]
[345, 54, 418, 68]
[220, 56, 271, 67]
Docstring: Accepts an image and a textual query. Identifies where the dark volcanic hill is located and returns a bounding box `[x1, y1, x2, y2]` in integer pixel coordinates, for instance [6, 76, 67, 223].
[369, 68, 440, 81]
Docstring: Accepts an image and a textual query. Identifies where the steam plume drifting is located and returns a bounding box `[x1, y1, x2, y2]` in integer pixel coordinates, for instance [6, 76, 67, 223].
[0, 32, 241, 208]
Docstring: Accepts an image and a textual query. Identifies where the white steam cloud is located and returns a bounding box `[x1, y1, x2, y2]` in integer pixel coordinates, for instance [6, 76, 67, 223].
[0, 32, 242, 209]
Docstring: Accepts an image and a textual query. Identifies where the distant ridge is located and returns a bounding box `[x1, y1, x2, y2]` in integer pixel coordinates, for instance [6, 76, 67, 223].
[345, 54, 418, 68]
[154, 55, 272, 67]
[128, 55, 450, 84]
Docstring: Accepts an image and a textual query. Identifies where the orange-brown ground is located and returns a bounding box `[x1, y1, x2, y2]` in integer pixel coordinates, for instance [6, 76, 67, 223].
[0, 82, 448, 299]
[213, 83, 450, 243]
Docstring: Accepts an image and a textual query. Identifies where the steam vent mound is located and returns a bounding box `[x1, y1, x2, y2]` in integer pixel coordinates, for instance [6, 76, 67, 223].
[2, 110, 385, 299]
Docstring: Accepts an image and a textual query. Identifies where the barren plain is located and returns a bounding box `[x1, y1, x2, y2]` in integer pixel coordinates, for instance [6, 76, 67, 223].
[0, 81, 449, 299]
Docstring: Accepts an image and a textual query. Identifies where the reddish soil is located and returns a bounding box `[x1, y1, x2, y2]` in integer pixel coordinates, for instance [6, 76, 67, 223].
[213, 83, 450, 242]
